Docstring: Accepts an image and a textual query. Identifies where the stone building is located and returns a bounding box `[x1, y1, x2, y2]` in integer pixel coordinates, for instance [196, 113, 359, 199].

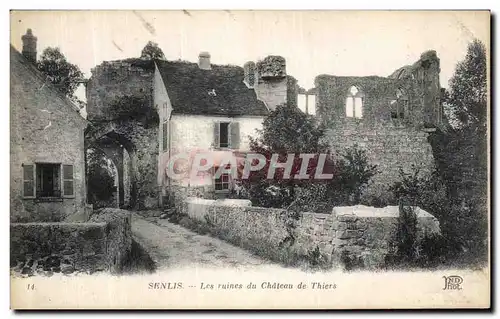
[10, 30, 88, 222]
[310, 50, 444, 201]
[86, 53, 291, 208]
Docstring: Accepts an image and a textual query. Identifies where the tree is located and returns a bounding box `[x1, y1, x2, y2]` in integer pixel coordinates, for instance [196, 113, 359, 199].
[241, 105, 377, 210]
[140, 41, 166, 60]
[37, 47, 84, 98]
[446, 39, 487, 128]
[86, 148, 116, 206]
[241, 104, 331, 209]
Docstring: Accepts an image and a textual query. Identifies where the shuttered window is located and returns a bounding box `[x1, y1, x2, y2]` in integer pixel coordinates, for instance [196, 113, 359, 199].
[23, 164, 35, 197]
[214, 122, 240, 149]
[62, 164, 74, 197]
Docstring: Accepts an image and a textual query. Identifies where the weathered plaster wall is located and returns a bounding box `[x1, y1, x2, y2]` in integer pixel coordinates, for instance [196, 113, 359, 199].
[10, 50, 87, 222]
[181, 198, 440, 269]
[169, 114, 264, 152]
[10, 208, 132, 277]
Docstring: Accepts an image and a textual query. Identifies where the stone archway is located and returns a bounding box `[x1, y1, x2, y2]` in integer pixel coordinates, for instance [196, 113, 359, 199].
[85, 125, 137, 209]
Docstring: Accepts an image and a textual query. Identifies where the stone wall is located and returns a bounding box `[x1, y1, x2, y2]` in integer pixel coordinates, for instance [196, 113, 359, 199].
[324, 120, 435, 202]
[315, 50, 442, 129]
[313, 51, 443, 200]
[181, 198, 440, 269]
[10, 46, 87, 222]
[10, 209, 132, 277]
[86, 60, 159, 209]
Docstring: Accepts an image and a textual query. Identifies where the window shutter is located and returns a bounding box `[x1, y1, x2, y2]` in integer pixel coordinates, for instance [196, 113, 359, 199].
[62, 164, 74, 197]
[162, 121, 169, 151]
[213, 122, 220, 148]
[230, 122, 240, 149]
[23, 164, 35, 197]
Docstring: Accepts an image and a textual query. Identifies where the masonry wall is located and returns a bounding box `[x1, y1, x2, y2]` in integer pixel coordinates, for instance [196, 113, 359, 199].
[86, 60, 159, 209]
[324, 121, 435, 202]
[314, 51, 443, 199]
[10, 209, 132, 277]
[10, 50, 87, 222]
[181, 198, 440, 269]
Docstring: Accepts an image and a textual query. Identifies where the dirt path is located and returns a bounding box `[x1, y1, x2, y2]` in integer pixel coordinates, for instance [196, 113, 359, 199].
[131, 214, 269, 270]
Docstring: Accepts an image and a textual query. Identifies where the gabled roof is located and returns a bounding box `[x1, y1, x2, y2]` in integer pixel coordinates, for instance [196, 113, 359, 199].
[155, 59, 269, 117]
[10, 45, 87, 125]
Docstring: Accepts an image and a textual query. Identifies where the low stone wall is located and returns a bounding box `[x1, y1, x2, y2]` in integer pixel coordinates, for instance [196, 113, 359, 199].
[10, 209, 132, 276]
[181, 198, 440, 269]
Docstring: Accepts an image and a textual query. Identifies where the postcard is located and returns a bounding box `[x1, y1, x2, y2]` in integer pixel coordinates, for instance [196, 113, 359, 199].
[9, 10, 490, 309]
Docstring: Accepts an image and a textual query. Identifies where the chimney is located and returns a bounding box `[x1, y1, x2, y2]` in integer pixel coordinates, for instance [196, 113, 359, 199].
[21, 28, 37, 63]
[243, 61, 256, 88]
[198, 51, 211, 70]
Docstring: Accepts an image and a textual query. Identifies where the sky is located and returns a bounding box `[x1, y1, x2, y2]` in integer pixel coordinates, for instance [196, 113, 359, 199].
[10, 10, 490, 104]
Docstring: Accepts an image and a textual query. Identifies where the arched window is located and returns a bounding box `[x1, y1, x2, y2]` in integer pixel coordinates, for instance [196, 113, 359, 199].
[391, 88, 409, 119]
[346, 86, 363, 118]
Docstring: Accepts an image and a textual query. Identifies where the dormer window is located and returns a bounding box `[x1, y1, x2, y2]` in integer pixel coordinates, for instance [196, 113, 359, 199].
[346, 86, 363, 118]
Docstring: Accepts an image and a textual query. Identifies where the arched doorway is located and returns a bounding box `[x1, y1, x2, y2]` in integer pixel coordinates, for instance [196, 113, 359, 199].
[85, 128, 137, 209]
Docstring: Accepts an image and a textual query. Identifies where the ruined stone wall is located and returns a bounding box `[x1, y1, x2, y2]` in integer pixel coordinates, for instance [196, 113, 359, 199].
[313, 52, 442, 199]
[324, 120, 435, 202]
[315, 50, 442, 128]
[181, 198, 440, 269]
[86, 60, 159, 209]
[10, 209, 132, 277]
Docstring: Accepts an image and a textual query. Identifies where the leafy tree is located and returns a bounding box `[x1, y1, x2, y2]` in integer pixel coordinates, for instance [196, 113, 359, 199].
[140, 41, 166, 60]
[240, 105, 378, 210]
[335, 145, 378, 204]
[86, 148, 116, 206]
[241, 104, 332, 208]
[37, 47, 84, 98]
[446, 39, 487, 128]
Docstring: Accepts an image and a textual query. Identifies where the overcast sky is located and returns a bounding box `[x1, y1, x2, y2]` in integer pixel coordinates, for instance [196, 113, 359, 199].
[10, 10, 489, 102]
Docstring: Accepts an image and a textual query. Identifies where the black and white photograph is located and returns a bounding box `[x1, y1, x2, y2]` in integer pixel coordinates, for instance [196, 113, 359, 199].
[8, 9, 491, 309]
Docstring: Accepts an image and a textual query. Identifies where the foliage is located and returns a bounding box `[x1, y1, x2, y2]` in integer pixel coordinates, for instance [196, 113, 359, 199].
[86, 148, 116, 206]
[445, 39, 487, 128]
[389, 166, 488, 267]
[395, 203, 418, 263]
[140, 41, 166, 60]
[241, 104, 333, 209]
[257, 55, 286, 78]
[333, 145, 379, 204]
[242, 105, 378, 210]
[37, 47, 84, 99]
[108, 94, 159, 128]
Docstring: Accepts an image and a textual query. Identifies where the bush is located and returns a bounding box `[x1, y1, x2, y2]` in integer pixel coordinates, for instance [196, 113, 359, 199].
[389, 165, 488, 268]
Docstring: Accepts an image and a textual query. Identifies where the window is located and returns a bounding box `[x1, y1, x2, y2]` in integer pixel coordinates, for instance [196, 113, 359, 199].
[298, 94, 307, 113]
[214, 172, 230, 191]
[22, 163, 74, 199]
[36, 163, 61, 198]
[219, 122, 230, 148]
[162, 121, 169, 151]
[307, 94, 316, 115]
[214, 122, 240, 149]
[346, 86, 363, 118]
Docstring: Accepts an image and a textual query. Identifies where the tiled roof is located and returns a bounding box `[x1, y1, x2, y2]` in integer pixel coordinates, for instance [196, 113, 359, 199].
[155, 59, 269, 117]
